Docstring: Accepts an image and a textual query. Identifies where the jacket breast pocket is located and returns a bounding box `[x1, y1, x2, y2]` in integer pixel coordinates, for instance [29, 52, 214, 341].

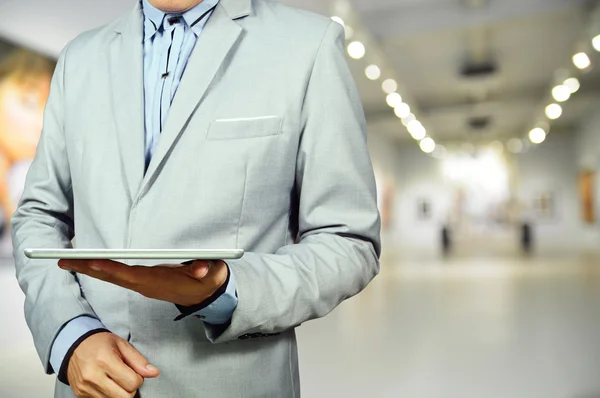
[206, 116, 283, 140]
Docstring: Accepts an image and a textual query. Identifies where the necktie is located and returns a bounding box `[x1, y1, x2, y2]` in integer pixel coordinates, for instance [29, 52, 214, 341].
[158, 15, 185, 132]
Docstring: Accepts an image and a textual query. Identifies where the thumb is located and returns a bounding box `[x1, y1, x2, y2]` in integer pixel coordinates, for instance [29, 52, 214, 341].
[188, 261, 211, 280]
[117, 340, 160, 378]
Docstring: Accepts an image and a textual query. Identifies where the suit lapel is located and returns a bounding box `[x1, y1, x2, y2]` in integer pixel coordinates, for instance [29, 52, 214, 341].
[140, 3, 244, 195]
[108, 4, 146, 203]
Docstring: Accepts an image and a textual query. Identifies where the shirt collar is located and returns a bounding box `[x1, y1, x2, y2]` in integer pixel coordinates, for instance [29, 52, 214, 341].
[141, 0, 220, 41]
[141, 0, 164, 40]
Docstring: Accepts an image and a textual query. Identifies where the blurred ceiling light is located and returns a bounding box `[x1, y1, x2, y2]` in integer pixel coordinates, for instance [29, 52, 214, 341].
[545, 103, 563, 120]
[330, 16, 345, 27]
[490, 140, 504, 152]
[386, 92, 403, 108]
[529, 127, 546, 144]
[401, 113, 416, 126]
[407, 120, 426, 140]
[344, 26, 354, 40]
[411, 129, 427, 141]
[407, 119, 422, 131]
[552, 85, 571, 102]
[563, 77, 580, 94]
[432, 145, 447, 159]
[593, 34, 600, 51]
[420, 137, 436, 153]
[462, 142, 476, 154]
[382, 78, 398, 94]
[394, 103, 411, 119]
[365, 65, 381, 80]
[347, 41, 365, 59]
[573, 52, 591, 69]
[507, 138, 524, 154]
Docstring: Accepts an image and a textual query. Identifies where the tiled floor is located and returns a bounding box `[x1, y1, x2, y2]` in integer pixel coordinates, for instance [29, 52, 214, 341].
[2, 250, 600, 398]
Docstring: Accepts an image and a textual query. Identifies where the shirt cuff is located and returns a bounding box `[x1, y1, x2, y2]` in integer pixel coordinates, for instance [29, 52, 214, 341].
[194, 266, 238, 325]
[174, 263, 237, 324]
[49, 316, 107, 378]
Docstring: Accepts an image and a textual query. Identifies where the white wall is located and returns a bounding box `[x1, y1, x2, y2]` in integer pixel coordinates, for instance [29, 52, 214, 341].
[368, 124, 599, 254]
[574, 102, 600, 245]
[368, 132, 450, 253]
[576, 103, 600, 171]
[515, 133, 596, 251]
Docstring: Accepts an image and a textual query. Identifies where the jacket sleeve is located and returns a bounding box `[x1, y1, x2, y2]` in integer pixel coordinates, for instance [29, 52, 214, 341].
[10, 43, 100, 374]
[205, 21, 381, 343]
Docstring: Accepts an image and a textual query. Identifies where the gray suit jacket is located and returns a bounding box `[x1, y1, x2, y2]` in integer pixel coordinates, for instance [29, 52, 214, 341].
[11, 0, 381, 397]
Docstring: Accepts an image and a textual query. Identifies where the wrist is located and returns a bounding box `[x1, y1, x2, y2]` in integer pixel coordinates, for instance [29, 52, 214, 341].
[186, 260, 229, 305]
[59, 329, 110, 385]
[174, 262, 231, 320]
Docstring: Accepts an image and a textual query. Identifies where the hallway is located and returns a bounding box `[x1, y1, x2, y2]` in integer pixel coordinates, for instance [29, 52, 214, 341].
[2, 250, 600, 398]
[299, 249, 600, 397]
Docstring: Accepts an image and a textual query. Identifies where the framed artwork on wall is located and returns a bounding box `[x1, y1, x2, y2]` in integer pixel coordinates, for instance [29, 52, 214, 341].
[533, 191, 556, 220]
[0, 39, 56, 256]
[579, 170, 596, 224]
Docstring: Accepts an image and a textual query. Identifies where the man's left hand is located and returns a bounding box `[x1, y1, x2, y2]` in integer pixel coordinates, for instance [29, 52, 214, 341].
[57, 259, 228, 307]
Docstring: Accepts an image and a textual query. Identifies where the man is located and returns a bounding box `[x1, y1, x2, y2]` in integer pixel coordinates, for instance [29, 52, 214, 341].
[11, 0, 381, 396]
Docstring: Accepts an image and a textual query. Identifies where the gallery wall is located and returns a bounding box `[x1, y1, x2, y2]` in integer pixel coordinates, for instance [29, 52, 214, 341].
[368, 124, 599, 255]
[515, 132, 595, 251]
[575, 101, 600, 244]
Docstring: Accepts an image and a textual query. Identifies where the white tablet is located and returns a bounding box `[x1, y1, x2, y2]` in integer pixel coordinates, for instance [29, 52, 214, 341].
[24, 248, 244, 260]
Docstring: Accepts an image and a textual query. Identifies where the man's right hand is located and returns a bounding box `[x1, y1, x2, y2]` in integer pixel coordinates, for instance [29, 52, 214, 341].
[67, 332, 160, 398]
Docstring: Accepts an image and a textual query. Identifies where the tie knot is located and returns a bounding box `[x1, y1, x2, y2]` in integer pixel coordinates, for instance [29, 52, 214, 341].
[163, 15, 183, 31]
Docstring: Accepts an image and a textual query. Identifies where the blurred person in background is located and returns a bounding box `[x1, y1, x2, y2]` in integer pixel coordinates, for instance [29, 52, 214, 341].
[0, 50, 54, 253]
[11, 0, 381, 397]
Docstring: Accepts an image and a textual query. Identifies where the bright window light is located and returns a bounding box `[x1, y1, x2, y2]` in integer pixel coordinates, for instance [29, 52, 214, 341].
[442, 149, 509, 200]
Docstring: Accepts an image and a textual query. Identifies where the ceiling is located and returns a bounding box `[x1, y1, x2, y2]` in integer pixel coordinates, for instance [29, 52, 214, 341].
[351, 0, 600, 145]
[0, 0, 598, 147]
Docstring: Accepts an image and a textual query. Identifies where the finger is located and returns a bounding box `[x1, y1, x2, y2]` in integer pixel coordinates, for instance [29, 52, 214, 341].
[59, 260, 145, 290]
[97, 377, 136, 398]
[102, 355, 144, 393]
[116, 340, 160, 379]
[74, 384, 106, 398]
[202, 260, 229, 288]
[58, 260, 128, 284]
[178, 261, 211, 280]
[59, 259, 116, 272]
[73, 377, 114, 398]
[191, 261, 211, 279]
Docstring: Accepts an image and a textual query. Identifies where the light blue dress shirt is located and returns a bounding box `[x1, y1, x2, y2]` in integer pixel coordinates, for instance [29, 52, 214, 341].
[49, 0, 238, 375]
